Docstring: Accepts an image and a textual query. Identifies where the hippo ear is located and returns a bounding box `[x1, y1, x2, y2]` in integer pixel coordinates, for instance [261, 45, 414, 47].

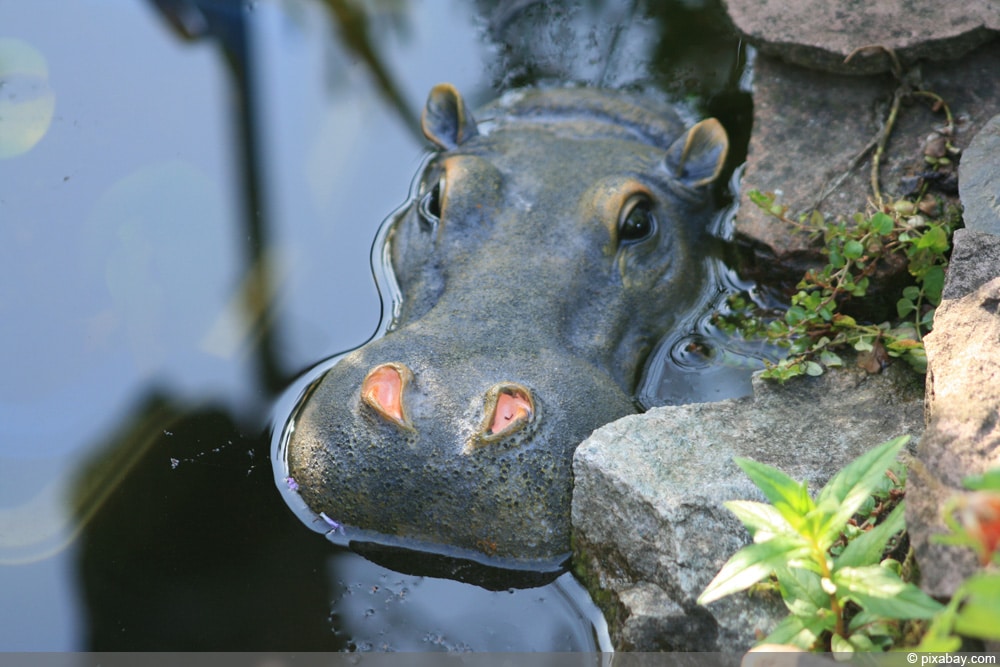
[664, 118, 729, 187]
[421, 83, 479, 150]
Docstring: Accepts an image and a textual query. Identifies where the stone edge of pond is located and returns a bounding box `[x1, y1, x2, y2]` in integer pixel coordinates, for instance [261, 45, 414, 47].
[571, 359, 925, 652]
[571, 0, 1000, 646]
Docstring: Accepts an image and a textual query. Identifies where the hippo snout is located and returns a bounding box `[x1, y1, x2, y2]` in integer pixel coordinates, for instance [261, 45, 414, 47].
[360, 361, 536, 453]
[284, 337, 637, 567]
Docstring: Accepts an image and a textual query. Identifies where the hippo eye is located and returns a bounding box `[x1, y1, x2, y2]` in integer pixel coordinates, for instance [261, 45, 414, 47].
[419, 177, 444, 227]
[618, 196, 657, 244]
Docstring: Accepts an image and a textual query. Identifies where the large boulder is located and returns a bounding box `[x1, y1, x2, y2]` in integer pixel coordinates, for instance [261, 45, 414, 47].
[572, 362, 924, 651]
[906, 229, 1000, 598]
[723, 0, 1000, 75]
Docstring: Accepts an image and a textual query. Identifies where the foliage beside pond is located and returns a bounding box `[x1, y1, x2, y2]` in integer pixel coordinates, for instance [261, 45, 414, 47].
[700, 439, 1000, 652]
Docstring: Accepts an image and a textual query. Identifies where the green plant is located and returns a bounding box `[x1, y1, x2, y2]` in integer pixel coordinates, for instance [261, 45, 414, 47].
[698, 436, 942, 652]
[914, 469, 1000, 651]
[715, 193, 958, 381]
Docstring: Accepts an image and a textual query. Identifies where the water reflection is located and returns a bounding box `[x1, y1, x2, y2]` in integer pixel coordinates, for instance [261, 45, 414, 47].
[0, 0, 752, 651]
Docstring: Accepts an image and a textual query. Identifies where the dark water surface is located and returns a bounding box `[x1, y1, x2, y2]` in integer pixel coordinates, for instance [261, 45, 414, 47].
[0, 0, 754, 651]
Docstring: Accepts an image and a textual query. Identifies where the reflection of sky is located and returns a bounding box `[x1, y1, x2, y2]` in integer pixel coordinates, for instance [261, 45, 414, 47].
[0, 0, 490, 649]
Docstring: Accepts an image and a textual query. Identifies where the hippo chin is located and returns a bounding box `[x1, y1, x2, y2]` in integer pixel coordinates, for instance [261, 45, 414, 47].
[281, 84, 728, 573]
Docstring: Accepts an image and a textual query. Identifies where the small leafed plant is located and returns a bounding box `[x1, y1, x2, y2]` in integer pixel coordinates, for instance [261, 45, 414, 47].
[697, 435, 942, 652]
[715, 192, 958, 382]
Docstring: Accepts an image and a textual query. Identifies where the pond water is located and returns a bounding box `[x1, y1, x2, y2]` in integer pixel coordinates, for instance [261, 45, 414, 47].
[0, 0, 757, 651]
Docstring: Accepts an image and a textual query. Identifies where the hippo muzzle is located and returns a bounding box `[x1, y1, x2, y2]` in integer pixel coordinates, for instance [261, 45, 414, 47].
[287, 331, 637, 568]
[278, 84, 729, 572]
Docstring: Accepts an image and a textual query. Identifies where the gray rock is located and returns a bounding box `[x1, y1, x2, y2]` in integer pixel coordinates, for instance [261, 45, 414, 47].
[958, 114, 1000, 236]
[734, 42, 1000, 289]
[723, 0, 1000, 75]
[941, 229, 1000, 301]
[572, 361, 925, 652]
[906, 231, 1000, 598]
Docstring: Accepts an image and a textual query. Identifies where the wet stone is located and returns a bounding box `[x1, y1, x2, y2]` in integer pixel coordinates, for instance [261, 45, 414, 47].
[723, 0, 1000, 75]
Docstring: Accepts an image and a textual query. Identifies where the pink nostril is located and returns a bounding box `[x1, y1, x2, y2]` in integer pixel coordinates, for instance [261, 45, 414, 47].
[361, 363, 413, 429]
[465, 382, 535, 454]
[490, 390, 533, 435]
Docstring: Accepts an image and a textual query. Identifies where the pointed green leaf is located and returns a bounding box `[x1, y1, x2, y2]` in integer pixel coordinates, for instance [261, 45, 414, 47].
[963, 469, 1000, 492]
[724, 500, 795, 539]
[734, 457, 815, 527]
[814, 436, 909, 549]
[831, 633, 854, 654]
[835, 502, 905, 570]
[833, 565, 943, 619]
[775, 566, 830, 617]
[953, 595, 1000, 640]
[698, 535, 810, 605]
[760, 612, 828, 650]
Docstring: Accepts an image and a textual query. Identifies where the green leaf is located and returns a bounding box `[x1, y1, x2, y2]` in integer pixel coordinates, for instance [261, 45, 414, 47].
[916, 225, 949, 253]
[922, 266, 945, 305]
[902, 285, 921, 301]
[804, 361, 824, 376]
[748, 189, 773, 209]
[735, 458, 815, 525]
[724, 500, 795, 539]
[831, 633, 855, 654]
[819, 350, 843, 367]
[775, 567, 830, 617]
[760, 613, 826, 650]
[845, 633, 878, 652]
[843, 239, 864, 259]
[964, 469, 1000, 492]
[785, 305, 808, 326]
[835, 503, 905, 569]
[954, 594, 1000, 640]
[896, 298, 916, 318]
[698, 535, 811, 605]
[813, 436, 909, 549]
[833, 565, 943, 619]
[870, 212, 895, 236]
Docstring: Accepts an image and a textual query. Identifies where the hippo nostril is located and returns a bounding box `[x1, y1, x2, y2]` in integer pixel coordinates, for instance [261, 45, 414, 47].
[491, 391, 532, 434]
[361, 362, 414, 429]
[464, 382, 535, 454]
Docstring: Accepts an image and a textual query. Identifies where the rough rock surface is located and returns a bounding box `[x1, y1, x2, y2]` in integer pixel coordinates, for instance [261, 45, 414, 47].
[734, 41, 1000, 289]
[572, 362, 924, 652]
[959, 114, 1000, 236]
[906, 229, 1000, 598]
[723, 0, 1000, 75]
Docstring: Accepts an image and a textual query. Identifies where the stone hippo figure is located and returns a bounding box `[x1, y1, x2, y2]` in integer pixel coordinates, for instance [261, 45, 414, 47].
[281, 84, 728, 573]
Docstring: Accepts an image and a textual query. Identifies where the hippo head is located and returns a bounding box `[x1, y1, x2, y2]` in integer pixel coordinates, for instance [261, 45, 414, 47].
[282, 84, 728, 574]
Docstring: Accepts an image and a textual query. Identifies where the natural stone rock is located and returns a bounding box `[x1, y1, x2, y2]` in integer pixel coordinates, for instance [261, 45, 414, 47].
[723, 0, 1000, 75]
[958, 113, 1000, 235]
[734, 41, 1000, 292]
[572, 361, 925, 652]
[941, 229, 1000, 301]
[906, 230, 1000, 598]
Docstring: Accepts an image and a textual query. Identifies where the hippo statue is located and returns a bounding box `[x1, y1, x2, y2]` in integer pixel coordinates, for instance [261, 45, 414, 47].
[280, 84, 728, 575]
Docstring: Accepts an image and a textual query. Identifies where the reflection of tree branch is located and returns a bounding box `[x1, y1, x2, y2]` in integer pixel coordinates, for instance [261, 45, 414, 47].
[147, 0, 287, 394]
[323, 0, 422, 141]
